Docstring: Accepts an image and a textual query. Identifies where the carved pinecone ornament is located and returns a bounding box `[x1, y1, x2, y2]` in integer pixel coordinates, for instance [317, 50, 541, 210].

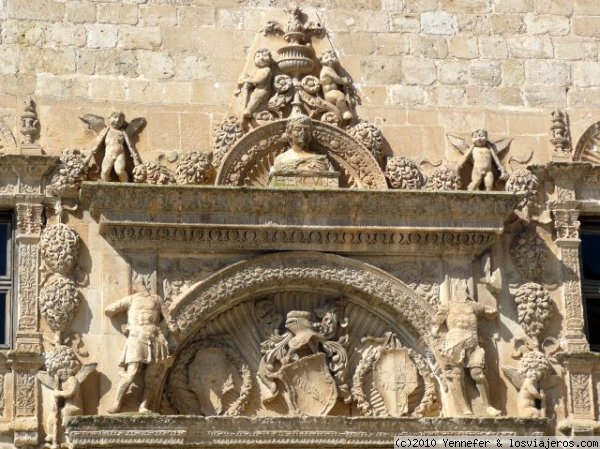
[39, 275, 80, 334]
[348, 121, 384, 163]
[40, 223, 80, 276]
[385, 156, 425, 189]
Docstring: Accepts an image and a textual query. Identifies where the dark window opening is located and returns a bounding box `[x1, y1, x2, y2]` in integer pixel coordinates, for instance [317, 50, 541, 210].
[580, 221, 600, 352]
[0, 212, 12, 348]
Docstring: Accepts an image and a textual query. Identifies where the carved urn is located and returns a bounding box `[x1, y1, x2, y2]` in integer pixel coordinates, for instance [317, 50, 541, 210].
[277, 31, 316, 78]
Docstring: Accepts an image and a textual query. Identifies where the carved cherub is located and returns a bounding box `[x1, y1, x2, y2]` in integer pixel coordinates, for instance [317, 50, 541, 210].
[447, 129, 511, 191]
[319, 50, 354, 122]
[237, 48, 273, 120]
[37, 345, 96, 449]
[502, 337, 561, 418]
[80, 112, 145, 182]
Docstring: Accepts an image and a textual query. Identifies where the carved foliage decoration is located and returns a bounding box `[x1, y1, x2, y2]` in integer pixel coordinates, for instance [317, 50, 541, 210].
[132, 161, 177, 185]
[385, 156, 425, 190]
[506, 169, 539, 209]
[17, 242, 38, 331]
[212, 116, 244, 168]
[510, 228, 547, 281]
[15, 372, 35, 417]
[49, 149, 90, 193]
[175, 152, 213, 185]
[167, 338, 252, 416]
[40, 223, 80, 277]
[39, 275, 80, 337]
[514, 282, 552, 342]
[425, 166, 461, 191]
[352, 332, 436, 417]
[348, 121, 384, 163]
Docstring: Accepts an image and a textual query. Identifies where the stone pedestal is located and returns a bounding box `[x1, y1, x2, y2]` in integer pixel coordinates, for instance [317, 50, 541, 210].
[268, 169, 340, 188]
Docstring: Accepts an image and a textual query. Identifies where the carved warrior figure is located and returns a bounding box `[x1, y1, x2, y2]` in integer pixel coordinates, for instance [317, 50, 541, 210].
[448, 129, 511, 191]
[104, 277, 169, 413]
[271, 115, 333, 174]
[259, 307, 350, 416]
[237, 48, 273, 120]
[80, 112, 145, 182]
[319, 50, 354, 122]
[433, 285, 501, 417]
[37, 345, 96, 449]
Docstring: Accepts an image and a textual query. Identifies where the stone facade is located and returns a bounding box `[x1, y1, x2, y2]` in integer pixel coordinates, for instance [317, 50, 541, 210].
[0, 1, 599, 448]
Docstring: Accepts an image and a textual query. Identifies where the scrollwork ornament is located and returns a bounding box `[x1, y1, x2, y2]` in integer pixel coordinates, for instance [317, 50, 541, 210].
[385, 156, 425, 190]
[510, 228, 547, 281]
[514, 282, 552, 341]
[40, 223, 80, 277]
[175, 151, 213, 185]
[425, 166, 461, 191]
[39, 274, 80, 341]
[348, 121, 384, 163]
[506, 169, 539, 209]
[132, 161, 177, 185]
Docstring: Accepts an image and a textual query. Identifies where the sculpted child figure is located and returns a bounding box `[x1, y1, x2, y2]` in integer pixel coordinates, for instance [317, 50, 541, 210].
[319, 50, 353, 122]
[239, 48, 273, 119]
[458, 129, 508, 191]
[433, 283, 501, 417]
[104, 277, 169, 413]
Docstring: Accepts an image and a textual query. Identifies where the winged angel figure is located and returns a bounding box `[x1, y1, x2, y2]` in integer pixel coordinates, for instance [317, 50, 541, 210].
[447, 129, 512, 191]
[80, 112, 145, 182]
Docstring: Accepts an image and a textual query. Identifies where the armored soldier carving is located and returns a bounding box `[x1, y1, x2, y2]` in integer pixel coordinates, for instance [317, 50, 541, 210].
[104, 277, 170, 413]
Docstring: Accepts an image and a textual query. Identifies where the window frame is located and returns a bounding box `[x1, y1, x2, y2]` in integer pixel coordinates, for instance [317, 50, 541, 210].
[0, 211, 13, 349]
[579, 218, 600, 352]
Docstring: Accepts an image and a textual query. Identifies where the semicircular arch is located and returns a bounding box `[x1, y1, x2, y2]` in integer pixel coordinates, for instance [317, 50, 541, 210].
[214, 120, 388, 189]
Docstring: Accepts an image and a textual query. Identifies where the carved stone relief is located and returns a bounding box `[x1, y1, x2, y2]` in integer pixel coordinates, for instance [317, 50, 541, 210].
[506, 169, 539, 210]
[425, 166, 461, 191]
[448, 129, 511, 191]
[510, 228, 548, 281]
[385, 156, 425, 190]
[550, 110, 571, 158]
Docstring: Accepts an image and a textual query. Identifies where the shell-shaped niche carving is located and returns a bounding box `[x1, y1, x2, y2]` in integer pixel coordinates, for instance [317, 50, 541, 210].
[214, 119, 387, 189]
[162, 292, 438, 418]
[40, 223, 80, 276]
[39, 274, 80, 335]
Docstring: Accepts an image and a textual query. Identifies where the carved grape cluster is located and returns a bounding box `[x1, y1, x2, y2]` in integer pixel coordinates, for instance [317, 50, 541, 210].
[518, 350, 551, 381]
[40, 223, 80, 276]
[132, 162, 176, 185]
[510, 229, 547, 281]
[39, 275, 80, 333]
[50, 149, 89, 192]
[506, 168, 539, 208]
[514, 282, 552, 341]
[385, 156, 425, 189]
[175, 151, 213, 185]
[45, 345, 81, 380]
[349, 121, 384, 163]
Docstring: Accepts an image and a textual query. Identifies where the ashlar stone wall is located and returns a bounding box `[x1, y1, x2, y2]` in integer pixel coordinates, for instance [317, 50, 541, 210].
[0, 0, 599, 165]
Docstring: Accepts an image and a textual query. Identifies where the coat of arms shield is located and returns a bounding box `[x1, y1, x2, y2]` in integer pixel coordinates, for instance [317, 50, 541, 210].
[279, 353, 338, 416]
[372, 348, 419, 416]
